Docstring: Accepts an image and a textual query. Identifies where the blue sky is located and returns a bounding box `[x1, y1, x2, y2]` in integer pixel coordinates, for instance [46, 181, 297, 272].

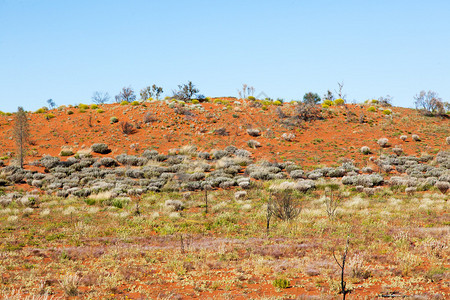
[1, 0, 449, 112]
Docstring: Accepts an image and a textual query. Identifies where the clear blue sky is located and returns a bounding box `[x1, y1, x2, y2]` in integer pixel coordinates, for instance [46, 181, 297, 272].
[1, 0, 449, 112]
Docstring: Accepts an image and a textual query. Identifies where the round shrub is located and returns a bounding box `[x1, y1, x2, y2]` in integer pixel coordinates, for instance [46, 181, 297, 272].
[191, 99, 199, 104]
[35, 107, 47, 113]
[67, 110, 74, 115]
[360, 146, 371, 155]
[97, 109, 104, 113]
[367, 106, 376, 112]
[120, 101, 128, 105]
[382, 109, 392, 115]
[247, 96, 256, 101]
[131, 101, 140, 106]
[377, 138, 389, 148]
[44, 113, 55, 119]
[273, 100, 282, 106]
[110, 116, 119, 124]
[91, 143, 110, 154]
[59, 149, 74, 156]
[323, 100, 333, 106]
[90, 104, 99, 109]
[247, 129, 261, 137]
[334, 98, 345, 106]
[79, 104, 89, 110]
[400, 135, 407, 141]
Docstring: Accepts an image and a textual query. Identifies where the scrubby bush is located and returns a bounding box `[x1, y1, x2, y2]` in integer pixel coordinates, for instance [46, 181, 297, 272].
[342, 174, 383, 187]
[90, 104, 98, 109]
[131, 100, 140, 106]
[246, 128, 261, 137]
[269, 190, 302, 221]
[247, 140, 261, 149]
[91, 143, 110, 154]
[99, 157, 118, 167]
[400, 135, 407, 141]
[360, 146, 371, 155]
[67, 110, 74, 115]
[382, 109, 392, 115]
[44, 113, 55, 119]
[281, 133, 295, 141]
[446, 137, 450, 145]
[97, 109, 104, 113]
[334, 98, 345, 106]
[367, 106, 376, 112]
[110, 116, 119, 124]
[435, 181, 449, 194]
[322, 100, 333, 107]
[377, 138, 389, 148]
[35, 107, 48, 113]
[78, 104, 89, 110]
[392, 147, 403, 156]
[412, 134, 421, 141]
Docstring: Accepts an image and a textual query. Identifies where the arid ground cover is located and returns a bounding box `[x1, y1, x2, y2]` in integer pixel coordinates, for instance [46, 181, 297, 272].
[0, 98, 448, 299]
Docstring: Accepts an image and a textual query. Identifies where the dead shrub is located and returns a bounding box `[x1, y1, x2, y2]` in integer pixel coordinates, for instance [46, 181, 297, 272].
[120, 121, 136, 134]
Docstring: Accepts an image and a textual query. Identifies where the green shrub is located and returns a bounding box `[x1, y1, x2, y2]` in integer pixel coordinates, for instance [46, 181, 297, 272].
[111, 198, 125, 209]
[0, 111, 5, 115]
[213, 99, 222, 104]
[120, 101, 128, 105]
[273, 100, 282, 106]
[44, 113, 55, 119]
[110, 116, 119, 124]
[130, 100, 140, 106]
[382, 109, 392, 115]
[192, 99, 199, 104]
[90, 104, 99, 109]
[262, 106, 268, 111]
[248, 96, 256, 101]
[35, 107, 47, 114]
[371, 99, 379, 104]
[323, 100, 333, 106]
[273, 278, 290, 289]
[59, 149, 73, 156]
[79, 108, 86, 113]
[367, 106, 376, 112]
[79, 104, 89, 110]
[67, 110, 74, 115]
[334, 98, 345, 106]
[97, 109, 104, 113]
[84, 199, 96, 205]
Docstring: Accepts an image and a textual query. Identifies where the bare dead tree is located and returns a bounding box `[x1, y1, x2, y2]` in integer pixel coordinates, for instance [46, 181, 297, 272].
[115, 86, 136, 103]
[266, 198, 273, 234]
[414, 90, 445, 116]
[92, 91, 110, 104]
[333, 236, 351, 300]
[13, 107, 30, 168]
[335, 81, 347, 101]
[238, 84, 248, 99]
